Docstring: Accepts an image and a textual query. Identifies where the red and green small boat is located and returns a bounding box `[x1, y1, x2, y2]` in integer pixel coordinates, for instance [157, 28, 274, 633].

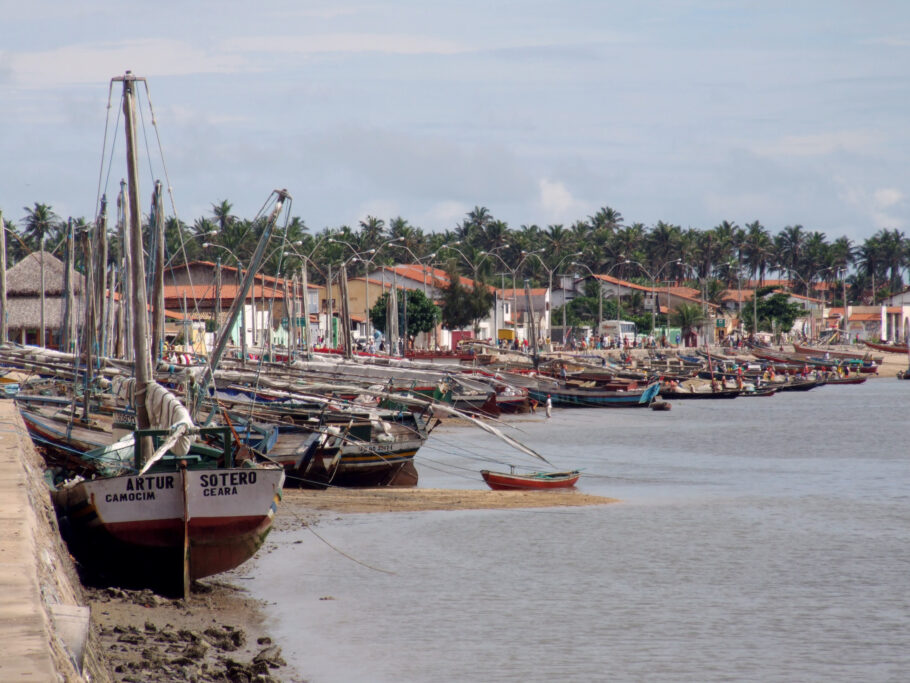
[481, 468, 581, 490]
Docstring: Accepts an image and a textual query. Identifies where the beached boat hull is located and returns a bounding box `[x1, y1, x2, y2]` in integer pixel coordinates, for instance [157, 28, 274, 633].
[269, 427, 423, 489]
[774, 379, 820, 392]
[861, 340, 908, 354]
[822, 376, 867, 385]
[481, 469, 580, 490]
[739, 386, 779, 397]
[53, 466, 284, 593]
[18, 407, 114, 474]
[658, 388, 740, 399]
[528, 381, 659, 408]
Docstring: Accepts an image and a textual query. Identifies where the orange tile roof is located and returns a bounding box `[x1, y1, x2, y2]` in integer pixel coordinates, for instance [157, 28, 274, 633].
[775, 290, 824, 304]
[587, 274, 718, 309]
[165, 261, 321, 290]
[721, 289, 755, 303]
[163, 283, 290, 301]
[380, 264, 496, 293]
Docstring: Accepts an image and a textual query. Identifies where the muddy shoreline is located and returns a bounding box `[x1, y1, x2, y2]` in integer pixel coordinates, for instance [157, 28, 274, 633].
[88, 486, 615, 681]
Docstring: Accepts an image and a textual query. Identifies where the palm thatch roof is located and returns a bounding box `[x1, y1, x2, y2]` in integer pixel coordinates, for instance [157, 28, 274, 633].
[6, 251, 85, 296]
[3, 296, 84, 330]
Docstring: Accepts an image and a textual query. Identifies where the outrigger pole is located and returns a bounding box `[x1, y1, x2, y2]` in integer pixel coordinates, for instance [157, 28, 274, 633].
[193, 189, 291, 420]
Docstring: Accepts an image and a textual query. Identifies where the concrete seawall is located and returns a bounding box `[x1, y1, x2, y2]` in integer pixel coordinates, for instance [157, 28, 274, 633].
[0, 401, 110, 682]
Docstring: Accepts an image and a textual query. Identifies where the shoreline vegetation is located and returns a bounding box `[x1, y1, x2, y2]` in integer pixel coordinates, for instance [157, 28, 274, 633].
[8, 203, 909, 340]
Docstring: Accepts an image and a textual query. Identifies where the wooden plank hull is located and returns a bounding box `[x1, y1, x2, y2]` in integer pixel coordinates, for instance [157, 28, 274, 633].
[52, 466, 284, 593]
[269, 430, 423, 489]
[862, 340, 908, 354]
[794, 342, 884, 362]
[659, 388, 740, 399]
[529, 381, 659, 408]
[481, 469, 580, 490]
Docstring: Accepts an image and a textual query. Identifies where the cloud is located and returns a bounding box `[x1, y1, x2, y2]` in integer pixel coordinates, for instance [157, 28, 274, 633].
[8, 39, 255, 88]
[421, 201, 470, 231]
[871, 187, 905, 228]
[864, 36, 910, 47]
[222, 33, 465, 56]
[536, 179, 586, 223]
[836, 178, 906, 231]
[751, 131, 879, 159]
[873, 187, 903, 208]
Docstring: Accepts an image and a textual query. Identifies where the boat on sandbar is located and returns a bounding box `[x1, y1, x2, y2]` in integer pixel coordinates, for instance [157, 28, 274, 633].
[480, 468, 581, 490]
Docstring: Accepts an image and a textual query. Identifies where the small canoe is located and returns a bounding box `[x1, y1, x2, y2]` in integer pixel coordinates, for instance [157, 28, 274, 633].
[739, 386, 778, 397]
[481, 469, 581, 490]
[823, 375, 867, 385]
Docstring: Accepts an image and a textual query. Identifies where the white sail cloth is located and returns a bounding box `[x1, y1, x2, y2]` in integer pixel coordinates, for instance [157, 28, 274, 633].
[112, 378, 196, 456]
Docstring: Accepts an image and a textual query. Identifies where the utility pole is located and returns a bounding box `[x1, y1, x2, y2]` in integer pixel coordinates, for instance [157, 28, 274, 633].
[0, 209, 7, 344]
[841, 268, 848, 340]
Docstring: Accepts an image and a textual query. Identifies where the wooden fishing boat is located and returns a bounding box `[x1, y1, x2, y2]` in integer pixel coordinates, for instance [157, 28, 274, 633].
[822, 375, 867, 385]
[266, 413, 426, 489]
[861, 340, 908, 354]
[793, 341, 883, 363]
[480, 468, 580, 490]
[658, 386, 740, 399]
[53, 453, 284, 593]
[528, 380, 659, 408]
[44, 73, 288, 597]
[774, 378, 820, 392]
[739, 386, 778, 397]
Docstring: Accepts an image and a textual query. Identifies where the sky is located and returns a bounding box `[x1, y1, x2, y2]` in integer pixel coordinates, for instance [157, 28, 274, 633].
[1, 0, 909, 244]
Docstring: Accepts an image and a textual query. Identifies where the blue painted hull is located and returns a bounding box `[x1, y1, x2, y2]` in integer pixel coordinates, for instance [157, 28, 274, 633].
[530, 381, 659, 408]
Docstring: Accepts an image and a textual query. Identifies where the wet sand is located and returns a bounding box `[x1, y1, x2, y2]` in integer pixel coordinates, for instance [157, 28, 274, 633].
[90, 485, 615, 681]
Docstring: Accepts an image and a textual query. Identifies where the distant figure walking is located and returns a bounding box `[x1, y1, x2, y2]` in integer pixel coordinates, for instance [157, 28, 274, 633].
[545, 394, 552, 418]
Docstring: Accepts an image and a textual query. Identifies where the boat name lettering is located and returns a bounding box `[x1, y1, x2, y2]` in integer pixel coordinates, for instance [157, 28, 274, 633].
[203, 486, 239, 497]
[198, 471, 258, 488]
[105, 491, 156, 503]
[125, 475, 175, 492]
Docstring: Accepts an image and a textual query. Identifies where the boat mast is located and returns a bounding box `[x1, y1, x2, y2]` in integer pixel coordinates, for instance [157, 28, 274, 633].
[0, 209, 6, 344]
[62, 218, 75, 351]
[80, 226, 95, 421]
[195, 189, 290, 416]
[93, 195, 108, 352]
[340, 265, 353, 359]
[150, 180, 166, 362]
[300, 263, 311, 359]
[115, 71, 154, 462]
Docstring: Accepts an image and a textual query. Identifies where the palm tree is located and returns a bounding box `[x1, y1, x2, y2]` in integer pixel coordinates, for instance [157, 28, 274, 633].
[359, 216, 386, 249]
[670, 303, 706, 346]
[742, 221, 772, 285]
[774, 224, 806, 285]
[645, 221, 681, 275]
[211, 200, 235, 233]
[21, 203, 61, 252]
[588, 206, 623, 234]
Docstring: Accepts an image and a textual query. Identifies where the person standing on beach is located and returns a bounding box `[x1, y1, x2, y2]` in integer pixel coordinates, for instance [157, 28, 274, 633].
[545, 394, 552, 418]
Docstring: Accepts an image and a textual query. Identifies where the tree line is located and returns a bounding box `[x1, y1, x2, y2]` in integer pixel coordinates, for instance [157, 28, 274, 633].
[4, 200, 907, 333]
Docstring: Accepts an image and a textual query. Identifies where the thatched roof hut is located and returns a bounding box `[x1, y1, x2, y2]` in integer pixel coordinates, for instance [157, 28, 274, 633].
[3, 296, 83, 331]
[2, 251, 86, 344]
[6, 251, 84, 296]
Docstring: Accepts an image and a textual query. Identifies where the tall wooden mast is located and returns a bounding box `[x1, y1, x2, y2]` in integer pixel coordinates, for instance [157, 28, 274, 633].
[115, 71, 153, 462]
